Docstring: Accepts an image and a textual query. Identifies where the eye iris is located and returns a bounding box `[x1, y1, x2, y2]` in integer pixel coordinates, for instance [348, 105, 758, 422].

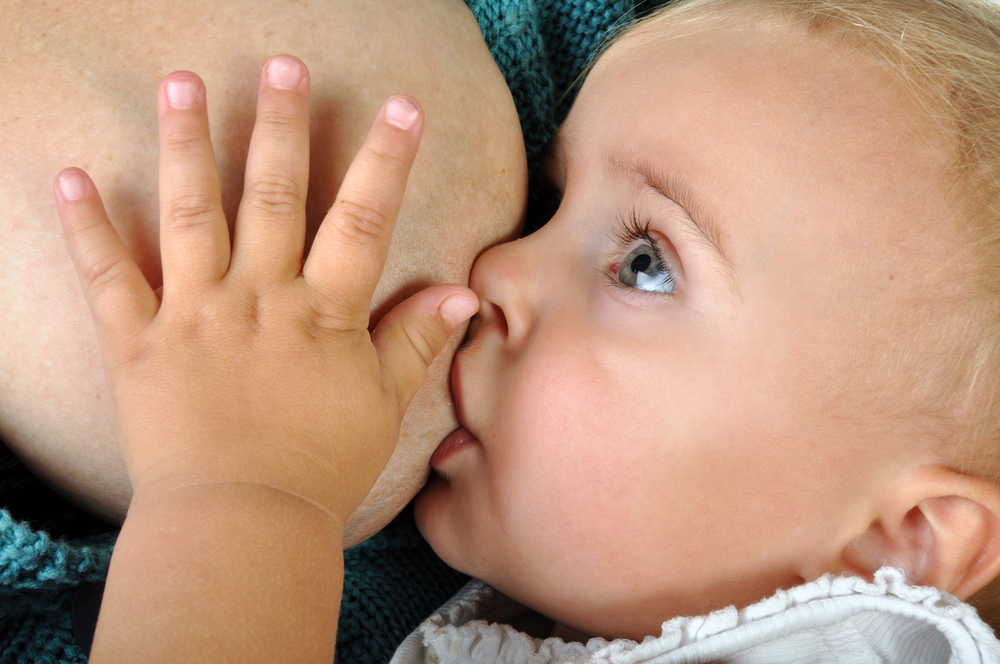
[617, 244, 674, 294]
[630, 253, 652, 274]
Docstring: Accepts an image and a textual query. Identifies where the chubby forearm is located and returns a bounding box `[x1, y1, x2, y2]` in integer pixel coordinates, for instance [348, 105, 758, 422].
[90, 483, 344, 663]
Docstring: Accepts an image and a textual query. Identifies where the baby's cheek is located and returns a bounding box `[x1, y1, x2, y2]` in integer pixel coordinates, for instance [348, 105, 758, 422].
[500, 361, 639, 537]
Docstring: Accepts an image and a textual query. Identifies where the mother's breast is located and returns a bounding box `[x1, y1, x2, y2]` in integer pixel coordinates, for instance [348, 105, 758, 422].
[0, 0, 526, 526]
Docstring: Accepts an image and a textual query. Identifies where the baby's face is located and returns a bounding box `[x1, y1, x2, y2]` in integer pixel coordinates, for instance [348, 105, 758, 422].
[416, 12, 966, 639]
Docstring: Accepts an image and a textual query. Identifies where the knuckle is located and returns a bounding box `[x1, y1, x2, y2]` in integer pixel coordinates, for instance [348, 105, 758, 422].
[81, 252, 130, 293]
[163, 130, 208, 156]
[333, 197, 391, 242]
[68, 209, 106, 235]
[305, 287, 357, 331]
[110, 328, 154, 368]
[364, 142, 409, 173]
[245, 172, 303, 217]
[310, 309, 355, 334]
[400, 317, 438, 368]
[164, 194, 219, 228]
[258, 109, 301, 131]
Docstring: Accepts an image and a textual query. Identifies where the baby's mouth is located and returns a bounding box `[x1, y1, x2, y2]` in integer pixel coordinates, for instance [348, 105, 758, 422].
[430, 348, 481, 469]
[429, 427, 479, 468]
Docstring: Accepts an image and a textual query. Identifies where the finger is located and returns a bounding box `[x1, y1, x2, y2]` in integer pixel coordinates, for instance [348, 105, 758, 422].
[157, 71, 230, 296]
[303, 96, 423, 328]
[54, 168, 158, 346]
[230, 55, 311, 282]
[371, 284, 478, 411]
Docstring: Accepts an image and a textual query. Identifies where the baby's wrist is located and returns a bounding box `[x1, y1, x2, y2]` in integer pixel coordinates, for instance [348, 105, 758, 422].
[97, 480, 344, 661]
[129, 470, 351, 537]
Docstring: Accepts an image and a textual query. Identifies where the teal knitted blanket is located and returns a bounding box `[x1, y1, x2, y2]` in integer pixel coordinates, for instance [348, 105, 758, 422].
[0, 1, 640, 662]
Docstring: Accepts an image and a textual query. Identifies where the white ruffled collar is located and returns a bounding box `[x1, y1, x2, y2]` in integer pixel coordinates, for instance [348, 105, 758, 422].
[390, 568, 1000, 664]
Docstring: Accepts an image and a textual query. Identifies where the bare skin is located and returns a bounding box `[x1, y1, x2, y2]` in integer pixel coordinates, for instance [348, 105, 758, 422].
[0, 0, 526, 544]
[57, 66, 472, 662]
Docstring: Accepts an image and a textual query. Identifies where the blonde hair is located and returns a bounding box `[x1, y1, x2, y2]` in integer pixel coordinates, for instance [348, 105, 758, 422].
[609, 0, 1000, 630]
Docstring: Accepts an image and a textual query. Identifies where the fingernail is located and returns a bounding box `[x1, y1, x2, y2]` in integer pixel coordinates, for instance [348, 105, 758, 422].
[57, 171, 87, 201]
[166, 79, 199, 108]
[440, 294, 479, 326]
[266, 56, 303, 90]
[385, 97, 419, 130]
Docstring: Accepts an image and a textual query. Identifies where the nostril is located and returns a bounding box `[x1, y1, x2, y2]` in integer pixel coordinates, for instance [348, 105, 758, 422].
[485, 300, 510, 340]
[459, 301, 509, 350]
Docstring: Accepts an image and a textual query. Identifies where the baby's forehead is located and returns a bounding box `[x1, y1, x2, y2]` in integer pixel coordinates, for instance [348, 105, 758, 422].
[595, 6, 865, 89]
[569, 10, 945, 166]
[573, 4, 959, 182]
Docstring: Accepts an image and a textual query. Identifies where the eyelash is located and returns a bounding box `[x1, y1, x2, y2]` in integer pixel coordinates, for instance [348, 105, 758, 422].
[606, 209, 676, 296]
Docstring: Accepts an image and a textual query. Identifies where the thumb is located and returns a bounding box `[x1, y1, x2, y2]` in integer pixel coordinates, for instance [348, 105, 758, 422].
[372, 285, 479, 412]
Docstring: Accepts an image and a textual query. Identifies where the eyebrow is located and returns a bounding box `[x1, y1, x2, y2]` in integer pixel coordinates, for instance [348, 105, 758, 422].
[602, 147, 732, 269]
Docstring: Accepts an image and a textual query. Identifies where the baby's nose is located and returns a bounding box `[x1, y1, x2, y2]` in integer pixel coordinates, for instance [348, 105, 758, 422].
[468, 238, 538, 354]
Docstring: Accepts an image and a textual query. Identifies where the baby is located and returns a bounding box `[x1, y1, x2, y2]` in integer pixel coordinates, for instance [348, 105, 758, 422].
[415, 0, 1000, 642]
[49, 0, 1000, 660]
[408, 0, 1000, 654]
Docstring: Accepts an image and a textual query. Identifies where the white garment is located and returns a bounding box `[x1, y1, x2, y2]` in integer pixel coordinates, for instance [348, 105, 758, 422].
[389, 568, 1000, 664]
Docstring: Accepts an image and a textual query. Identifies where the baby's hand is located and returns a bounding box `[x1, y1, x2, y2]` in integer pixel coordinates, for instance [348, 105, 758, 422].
[53, 56, 478, 528]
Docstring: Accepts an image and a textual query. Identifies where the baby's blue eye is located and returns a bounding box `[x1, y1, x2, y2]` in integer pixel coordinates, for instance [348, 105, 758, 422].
[617, 244, 675, 294]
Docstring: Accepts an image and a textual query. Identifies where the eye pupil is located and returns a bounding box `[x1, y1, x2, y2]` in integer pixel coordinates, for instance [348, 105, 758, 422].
[630, 253, 652, 274]
[616, 243, 675, 294]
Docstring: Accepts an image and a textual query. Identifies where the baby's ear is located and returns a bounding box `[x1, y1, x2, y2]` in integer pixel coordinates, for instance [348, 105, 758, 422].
[841, 466, 1000, 599]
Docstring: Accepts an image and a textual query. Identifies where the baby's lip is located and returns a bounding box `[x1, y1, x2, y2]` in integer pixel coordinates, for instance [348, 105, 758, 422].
[430, 427, 479, 468]
[430, 359, 481, 469]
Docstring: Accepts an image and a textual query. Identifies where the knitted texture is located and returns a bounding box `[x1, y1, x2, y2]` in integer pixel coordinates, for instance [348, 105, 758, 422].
[0, 511, 114, 664]
[0, 1, 638, 662]
[336, 507, 471, 664]
[467, 0, 636, 176]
